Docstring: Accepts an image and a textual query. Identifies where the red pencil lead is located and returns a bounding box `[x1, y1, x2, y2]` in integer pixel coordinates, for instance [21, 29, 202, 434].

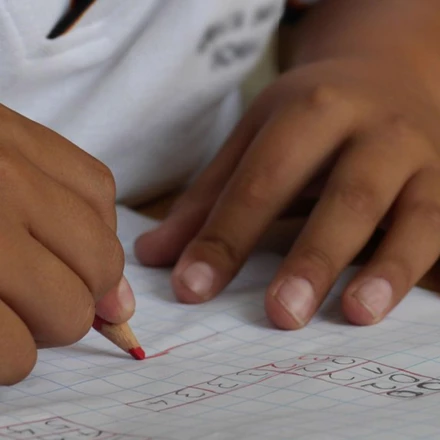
[92, 315, 145, 360]
[129, 347, 146, 361]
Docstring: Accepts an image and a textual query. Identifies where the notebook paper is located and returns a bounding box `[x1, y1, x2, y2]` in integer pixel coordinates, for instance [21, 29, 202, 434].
[1, 207, 440, 440]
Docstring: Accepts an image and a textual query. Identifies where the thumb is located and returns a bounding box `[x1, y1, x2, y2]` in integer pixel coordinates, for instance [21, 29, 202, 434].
[134, 210, 205, 268]
[135, 105, 264, 268]
[95, 276, 135, 324]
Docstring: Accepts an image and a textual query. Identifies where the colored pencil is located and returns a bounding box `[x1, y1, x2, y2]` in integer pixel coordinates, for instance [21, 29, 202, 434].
[92, 316, 145, 360]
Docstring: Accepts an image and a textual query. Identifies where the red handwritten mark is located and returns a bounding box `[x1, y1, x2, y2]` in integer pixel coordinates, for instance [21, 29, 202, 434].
[145, 333, 217, 360]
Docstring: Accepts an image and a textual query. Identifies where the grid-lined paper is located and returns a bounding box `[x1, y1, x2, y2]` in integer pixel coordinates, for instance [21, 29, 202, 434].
[2, 206, 440, 440]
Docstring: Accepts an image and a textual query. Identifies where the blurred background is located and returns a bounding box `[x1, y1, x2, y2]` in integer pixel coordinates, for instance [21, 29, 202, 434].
[242, 34, 278, 108]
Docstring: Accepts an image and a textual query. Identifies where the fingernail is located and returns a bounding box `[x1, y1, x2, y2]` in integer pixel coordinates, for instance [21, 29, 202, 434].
[117, 276, 136, 313]
[180, 262, 214, 298]
[351, 278, 392, 320]
[274, 277, 315, 326]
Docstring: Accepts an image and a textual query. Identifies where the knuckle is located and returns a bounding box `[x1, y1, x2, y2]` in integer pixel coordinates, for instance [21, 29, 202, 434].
[296, 245, 337, 281]
[198, 233, 244, 268]
[234, 171, 273, 211]
[85, 161, 117, 228]
[333, 179, 382, 223]
[407, 199, 440, 229]
[91, 161, 117, 204]
[306, 84, 343, 111]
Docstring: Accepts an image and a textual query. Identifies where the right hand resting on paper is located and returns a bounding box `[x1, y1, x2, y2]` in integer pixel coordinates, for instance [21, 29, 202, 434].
[0, 105, 134, 385]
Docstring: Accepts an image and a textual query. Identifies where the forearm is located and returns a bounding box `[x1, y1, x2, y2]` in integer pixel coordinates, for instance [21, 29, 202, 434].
[278, 0, 440, 81]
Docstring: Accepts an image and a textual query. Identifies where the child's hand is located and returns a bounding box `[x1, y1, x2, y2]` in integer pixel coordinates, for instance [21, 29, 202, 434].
[0, 105, 132, 384]
[137, 54, 440, 329]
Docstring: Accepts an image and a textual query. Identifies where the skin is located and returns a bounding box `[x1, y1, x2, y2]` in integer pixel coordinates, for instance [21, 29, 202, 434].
[2, 0, 440, 385]
[0, 105, 135, 385]
[136, 0, 440, 329]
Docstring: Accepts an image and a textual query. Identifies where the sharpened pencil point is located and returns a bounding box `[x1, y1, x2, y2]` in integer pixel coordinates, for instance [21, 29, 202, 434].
[93, 315, 144, 360]
[129, 347, 146, 360]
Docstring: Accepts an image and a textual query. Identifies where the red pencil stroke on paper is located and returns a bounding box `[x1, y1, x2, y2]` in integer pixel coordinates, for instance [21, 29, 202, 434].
[145, 333, 218, 360]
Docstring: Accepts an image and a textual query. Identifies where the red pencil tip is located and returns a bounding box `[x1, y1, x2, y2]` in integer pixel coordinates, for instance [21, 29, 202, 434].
[129, 346, 146, 360]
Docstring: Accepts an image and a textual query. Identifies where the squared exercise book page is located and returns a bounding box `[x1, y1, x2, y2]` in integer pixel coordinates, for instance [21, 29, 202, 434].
[1, 206, 440, 440]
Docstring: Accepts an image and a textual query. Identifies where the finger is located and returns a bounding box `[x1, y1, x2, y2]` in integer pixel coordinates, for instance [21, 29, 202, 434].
[266, 120, 428, 329]
[2, 109, 131, 322]
[343, 167, 440, 325]
[0, 105, 118, 229]
[24, 121, 133, 320]
[172, 87, 357, 304]
[0, 300, 37, 385]
[2, 153, 125, 301]
[0, 222, 95, 346]
[135, 103, 269, 268]
[30, 150, 132, 321]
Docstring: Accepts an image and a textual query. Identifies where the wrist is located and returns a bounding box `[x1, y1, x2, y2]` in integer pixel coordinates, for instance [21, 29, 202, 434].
[279, 0, 440, 107]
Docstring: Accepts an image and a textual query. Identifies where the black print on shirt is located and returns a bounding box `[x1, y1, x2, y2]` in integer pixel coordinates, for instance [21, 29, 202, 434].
[253, 2, 279, 25]
[198, 11, 245, 53]
[212, 40, 259, 68]
[197, 2, 280, 70]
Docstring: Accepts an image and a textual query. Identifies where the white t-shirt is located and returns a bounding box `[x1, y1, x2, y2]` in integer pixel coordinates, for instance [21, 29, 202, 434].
[0, 0, 285, 204]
